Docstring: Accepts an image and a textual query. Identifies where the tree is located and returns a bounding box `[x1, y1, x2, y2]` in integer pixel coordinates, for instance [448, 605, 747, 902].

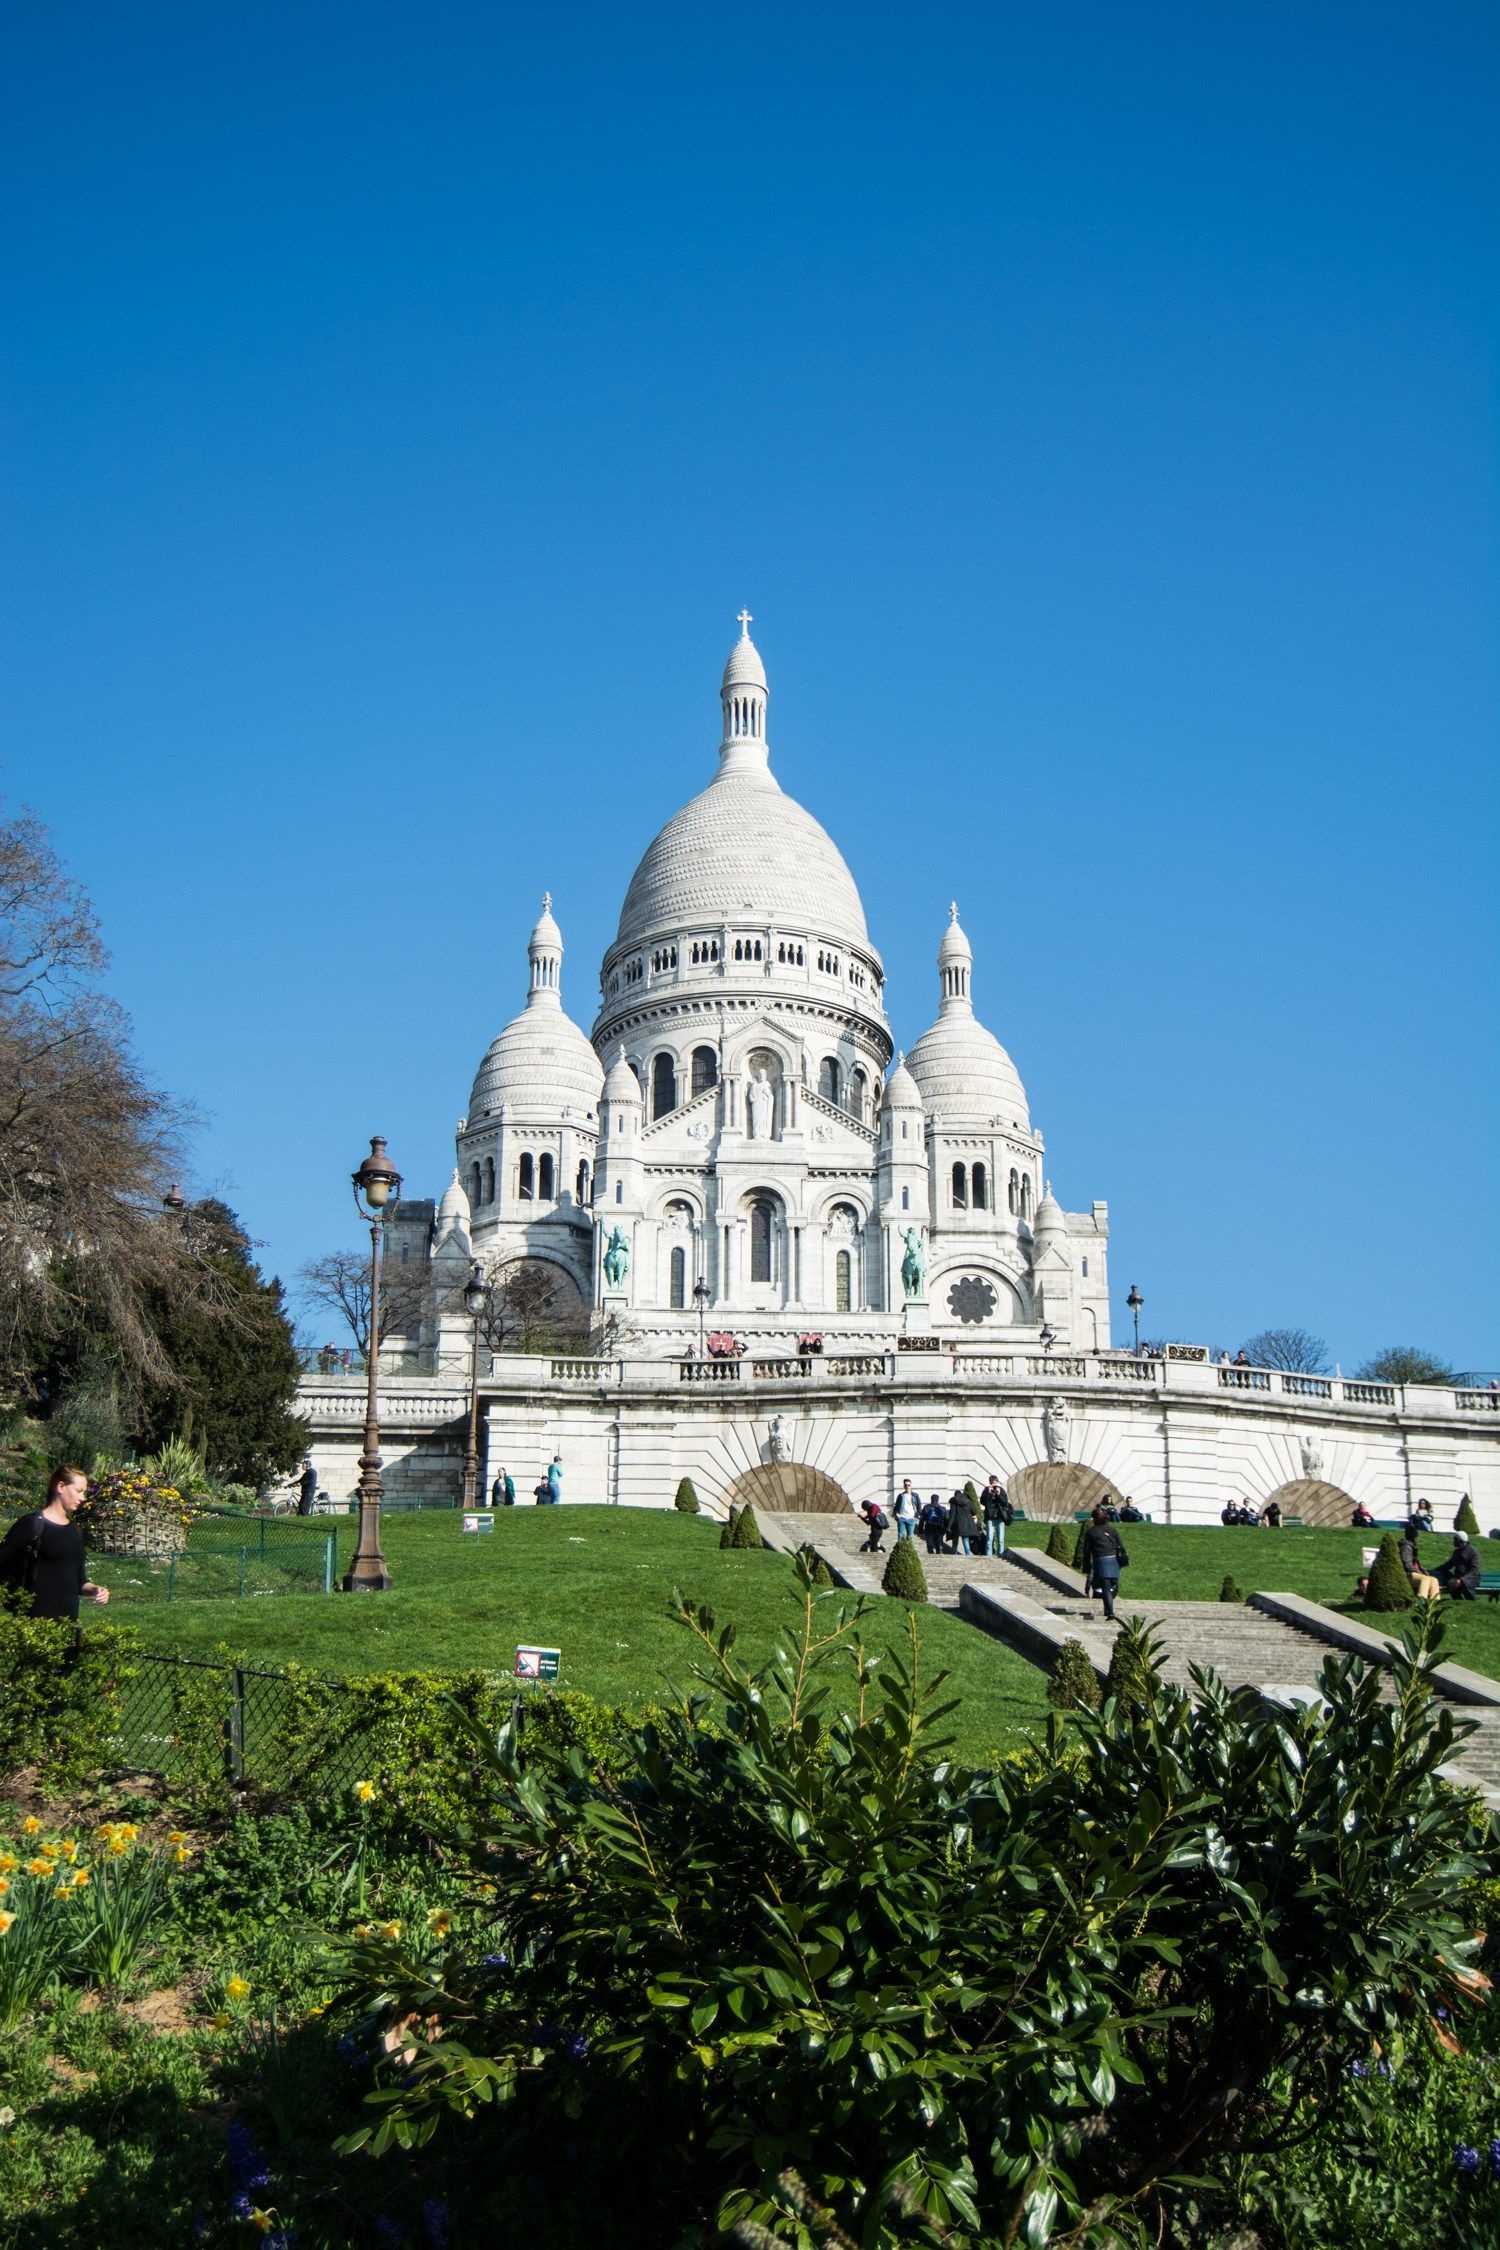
[1364, 1532, 1413, 1613]
[728, 1502, 764, 1549]
[674, 1478, 700, 1514]
[1455, 1494, 1480, 1536]
[1355, 1345, 1459, 1386]
[0, 806, 202, 1390]
[1239, 1327, 1329, 1373]
[881, 1538, 927, 1602]
[136, 1199, 306, 1487]
[297, 1245, 430, 1359]
[1220, 1572, 1244, 1604]
[1045, 1520, 1074, 1565]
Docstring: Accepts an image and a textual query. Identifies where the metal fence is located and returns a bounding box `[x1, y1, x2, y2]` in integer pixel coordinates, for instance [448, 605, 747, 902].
[114, 1649, 370, 1792]
[4, 1511, 337, 1605]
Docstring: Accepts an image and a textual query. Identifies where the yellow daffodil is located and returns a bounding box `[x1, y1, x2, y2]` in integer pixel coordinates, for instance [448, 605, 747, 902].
[106, 1839, 128, 1857]
[173, 1846, 190, 1866]
[353, 1780, 376, 1803]
[94, 1825, 117, 1843]
[224, 1975, 251, 2003]
[59, 1840, 78, 1860]
[117, 1824, 139, 1843]
[354, 1923, 373, 1941]
[425, 1908, 452, 1936]
[0, 1913, 14, 1935]
[212, 2011, 230, 2031]
[0, 1855, 13, 1873]
[308, 2002, 326, 2017]
[0, 1879, 8, 1898]
[250, 2214, 274, 2235]
[55, 1883, 73, 1898]
[21, 1817, 40, 1835]
[71, 1868, 90, 1888]
[26, 1858, 51, 1877]
[167, 1830, 187, 1845]
[377, 1920, 402, 1941]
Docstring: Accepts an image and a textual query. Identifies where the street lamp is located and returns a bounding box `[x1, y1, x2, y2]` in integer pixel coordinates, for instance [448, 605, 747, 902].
[460, 1258, 490, 1510]
[693, 1275, 710, 1359]
[1127, 1285, 1144, 1355]
[162, 1183, 187, 1216]
[1039, 1322, 1057, 1357]
[344, 1134, 401, 1593]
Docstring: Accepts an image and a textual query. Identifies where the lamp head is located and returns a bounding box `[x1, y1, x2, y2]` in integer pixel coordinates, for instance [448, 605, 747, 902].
[462, 1261, 488, 1319]
[353, 1135, 402, 1213]
[162, 1183, 188, 1215]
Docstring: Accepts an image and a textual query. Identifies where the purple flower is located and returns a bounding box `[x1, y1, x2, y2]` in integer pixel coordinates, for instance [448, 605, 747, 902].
[1349, 2059, 1370, 2079]
[482, 1951, 508, 1968]
[230, 2190, 254, 2219]
[565, 2030, 589, 2061]
[337, 2033, 364, 2064]
[374, 2218, 406, 2247]
[1437, 2006, 1450, 2021]
[422, 2198, 453, 2248]
[1455, 2144, 1481, 2179]
[1490, 2138, 1500, 2182]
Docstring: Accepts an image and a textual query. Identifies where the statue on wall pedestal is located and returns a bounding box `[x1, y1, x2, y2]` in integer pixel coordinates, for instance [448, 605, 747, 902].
[900, 1226, 926, 1301]
[602, 1227, 630, 1291]
[767, 1413, 792, 1464]
[1042, 1396, 1070, 1464]
[746, 1068, 774, 1140]
[1300, 1435, 1325, 1482]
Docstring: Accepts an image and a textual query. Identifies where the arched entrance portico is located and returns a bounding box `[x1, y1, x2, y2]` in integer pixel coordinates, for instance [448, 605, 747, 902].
[1259, 1477, 1359, 1529]
[1010, 1462, 1126, 1523]
[724, 1462, 853, 1515]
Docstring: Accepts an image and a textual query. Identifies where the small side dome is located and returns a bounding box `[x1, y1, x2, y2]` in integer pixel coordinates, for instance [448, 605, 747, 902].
[603, 1046, 642, 1105]
[1033, 1180, 1065, 1236]
[435, 1167, 472, 1250]
[883, 1051, 923, 1109]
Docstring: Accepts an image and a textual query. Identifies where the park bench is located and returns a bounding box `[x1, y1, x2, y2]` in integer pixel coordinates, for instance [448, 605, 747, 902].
[1479, 1571, 1500, 1602]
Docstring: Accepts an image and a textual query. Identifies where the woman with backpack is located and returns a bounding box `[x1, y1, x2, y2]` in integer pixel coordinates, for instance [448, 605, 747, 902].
[0, 1465, 111, 1621]
[1078, 1505, 1129, 1622]
[920, 1495, 948, 1555]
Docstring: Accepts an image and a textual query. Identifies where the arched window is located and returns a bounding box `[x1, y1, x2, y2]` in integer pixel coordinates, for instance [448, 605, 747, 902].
[1020, 1176, 1032, 1219]
[576, 1159, 590, 1204]
[483, 1157, 495, 1204]
[669, 1245, 687, 1309]
[818, 1057, 842, 1105]
[972, 1162, 987, 1211]
[901, 1186, 910, 1211]
[470, 1162, 482, 1209]
[690, 1044, 718, 1098]
[651, 1052, 677, 1119]
[538, 1153, 555, 1200]
[750, 1198, 774, 1284]
[835, 1249, 852, 1313]
[850, 1067, 868, 1121]
[518, 1153, 534, 1200]
[952, 1161, 968, 1209]
[1008, 1168, 1019, 1215]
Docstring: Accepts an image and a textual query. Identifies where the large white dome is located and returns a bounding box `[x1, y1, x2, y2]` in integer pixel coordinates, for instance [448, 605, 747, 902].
[904, 1015, 1030, 1129]
[467, 898, 604, 1120]
[614, 765, 872, 953]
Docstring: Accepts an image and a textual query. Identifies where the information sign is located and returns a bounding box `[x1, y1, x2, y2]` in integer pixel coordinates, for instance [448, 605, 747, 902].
[515, 1645, 561, 1683]
[462, 1513, 495, 1535]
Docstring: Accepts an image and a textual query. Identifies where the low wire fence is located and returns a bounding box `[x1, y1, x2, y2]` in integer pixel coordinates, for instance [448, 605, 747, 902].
[3, 1511, 338, 1605]
[115, 1650, 369, 1792]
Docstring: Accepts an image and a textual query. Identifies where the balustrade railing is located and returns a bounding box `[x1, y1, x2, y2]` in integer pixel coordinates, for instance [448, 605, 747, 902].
[825, 1355, 885, 1376]
[1097, 1359, 1161, 1382]
[1456, 1388, 1500, 1411]
[1027, 1356, 1087, 1377]
[1218, 1367, 1271, 1391]
[679, 1359, 740, 1382]
[1281, 1374, 1332, 1398]
[1343, 1381, 1394, 1405]
[751, 1358, 811, 1379]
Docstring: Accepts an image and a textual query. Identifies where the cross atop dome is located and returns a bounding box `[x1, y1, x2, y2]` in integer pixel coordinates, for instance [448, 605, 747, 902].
[736, 608, 753, 635]
[719, 610, 770, 769]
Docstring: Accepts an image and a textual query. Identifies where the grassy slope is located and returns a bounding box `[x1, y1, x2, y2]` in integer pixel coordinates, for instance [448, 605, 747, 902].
[1008, 1521, 1500, 1676]
[106, 1507, 1051, 1763]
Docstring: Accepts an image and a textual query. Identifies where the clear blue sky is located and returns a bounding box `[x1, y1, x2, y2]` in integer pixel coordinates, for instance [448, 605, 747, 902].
[3, 3, 1496, 1368]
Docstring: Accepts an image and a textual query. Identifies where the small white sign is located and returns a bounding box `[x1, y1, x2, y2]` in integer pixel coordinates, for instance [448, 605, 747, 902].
[463, 1513, 495, 1535]
[516, 1645, 561, 1682]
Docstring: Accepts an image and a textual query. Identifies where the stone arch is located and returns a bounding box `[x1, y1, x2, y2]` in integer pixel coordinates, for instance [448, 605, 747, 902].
[1259, 1477, 1359, 1529]
[1010, 1462, 1126, 1522]
[724, 1461, 853, 1515]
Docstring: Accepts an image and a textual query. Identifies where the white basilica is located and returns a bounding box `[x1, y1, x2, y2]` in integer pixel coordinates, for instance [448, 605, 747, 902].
[388, 618, 1111, 1360]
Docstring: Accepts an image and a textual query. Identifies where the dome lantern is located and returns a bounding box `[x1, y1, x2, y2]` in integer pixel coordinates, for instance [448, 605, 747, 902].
[938, 903, 974, 1015]
[528, 893, 563, 1007]
[719, 610, 769, 773]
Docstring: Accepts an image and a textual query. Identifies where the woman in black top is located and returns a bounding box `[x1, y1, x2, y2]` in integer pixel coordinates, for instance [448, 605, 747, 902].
[1079, 1506, 1129, 1621]
[0, 1465, 111, 1621]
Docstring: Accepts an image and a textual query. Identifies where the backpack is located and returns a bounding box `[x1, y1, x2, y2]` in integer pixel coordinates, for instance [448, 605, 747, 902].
[868, 1505, 887, 1530]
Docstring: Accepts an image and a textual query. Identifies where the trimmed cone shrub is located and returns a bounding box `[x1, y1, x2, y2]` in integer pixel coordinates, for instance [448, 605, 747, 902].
[1104, 1618, 1159, 1713]
[1219, 1574, 1244, 1604]
[729, 1502, 764, 1550]
[1365, 1531, 1414, 1612]
[796, 1544, 835, 1588]
[1047, 1638, 1102, 1712]
[718, 1507, 740, 1549]
[963, 1480, 980, 1509]
[1455, 1494, 1480, 1535]
[881, 1538, 928, 1603]
[1071, 1522, 1090, 1573]
[674, 1478, 700, 1514]
[1046, 1521, 1074, 1565]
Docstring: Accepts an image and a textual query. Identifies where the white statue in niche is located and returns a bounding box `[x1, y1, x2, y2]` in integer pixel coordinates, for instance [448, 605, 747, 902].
[1042, 1396, 1070, 1464]
[746, 1068, 774, 1140]
[767, 1413, 792, 1463]
[1300, 1435, 1325, 1481]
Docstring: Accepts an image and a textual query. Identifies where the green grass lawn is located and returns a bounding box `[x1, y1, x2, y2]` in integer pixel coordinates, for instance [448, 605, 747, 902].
[108, 1507, 1052, 1763]
[1008, 1520, 1500, 1678]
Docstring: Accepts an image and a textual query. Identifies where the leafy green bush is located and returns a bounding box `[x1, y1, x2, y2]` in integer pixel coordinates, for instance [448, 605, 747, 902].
[795, 1543, 834, 1588]
[880, 1538, 927, 1603]
[1103, 1616, 1158, 1713]
[719, 1506, 740, 1549]
[728, 1501, 764, 1550]
[1045, 1521, 1073, 1565]
[0, 1614, 136, 1785]
[1046, 1636, 1101, 1712]
[1365, 1531, 1414, 1612]
[141, 1435, 213, 1496]
[326, 1583, 1488, 2248]
[963, 1479, 980, 1508]
[1220, 1573, 1244, 1603]
[1071, 1520, 1089, 1571]
[1455, 1493, 1480, 1536]
[673, 1478, 700, 1514]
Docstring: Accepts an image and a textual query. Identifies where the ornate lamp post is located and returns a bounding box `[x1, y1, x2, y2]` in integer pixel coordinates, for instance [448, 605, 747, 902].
[344, 1135, 401, 1593]
[693, 1275, 710, 1359]
[1127, 1284, 1144, 1355]
[460, 1259, 490, 1510]
[1039, 1322, 1057, 1358]
[162, 1183, 187, 1216]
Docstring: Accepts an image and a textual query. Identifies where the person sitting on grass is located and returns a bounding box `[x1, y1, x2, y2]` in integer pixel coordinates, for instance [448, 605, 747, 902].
[1118, 1495, 1143, 1523]
[1260, 1499, 1283, 1528]
[1351, 1501, 1375, 1528]
[1398, 1532, 1441, 1601]
[1438, 1533, 1482, 1602]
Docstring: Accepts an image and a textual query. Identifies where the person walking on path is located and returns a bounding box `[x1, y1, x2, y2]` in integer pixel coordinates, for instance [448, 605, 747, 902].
[490, 1466, 515, 1508]
[857, 1498, 888, 1554]
[947, 1486, 977, 1557]
[920, 1494, 947, 1556]
[893, 1480, 919, 1542]
[1079, 1505, 1129, 1623]
[545, 1455, 563, 1505]
[0, 1465, 112, 1621]
[981, 1476, 1011, 1555]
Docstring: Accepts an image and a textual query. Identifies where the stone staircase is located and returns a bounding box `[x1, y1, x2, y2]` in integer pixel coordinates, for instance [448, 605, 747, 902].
[760, 1513, 1500, 1801]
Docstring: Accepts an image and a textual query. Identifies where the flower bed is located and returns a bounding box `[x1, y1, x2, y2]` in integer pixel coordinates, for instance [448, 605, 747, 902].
[82, 1469, 202, 1561]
